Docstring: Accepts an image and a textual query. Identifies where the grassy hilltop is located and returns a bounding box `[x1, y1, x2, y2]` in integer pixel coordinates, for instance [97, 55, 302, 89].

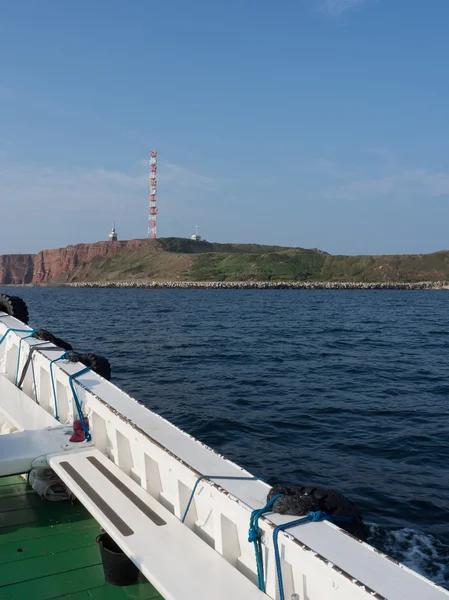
[58, 237, 449, 283]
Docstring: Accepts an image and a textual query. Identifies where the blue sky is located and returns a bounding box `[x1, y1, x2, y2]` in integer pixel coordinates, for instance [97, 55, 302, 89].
[1, 0, 449, 255]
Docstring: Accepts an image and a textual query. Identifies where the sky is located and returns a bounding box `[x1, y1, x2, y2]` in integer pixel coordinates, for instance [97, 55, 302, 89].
[1, 0, 449, 255]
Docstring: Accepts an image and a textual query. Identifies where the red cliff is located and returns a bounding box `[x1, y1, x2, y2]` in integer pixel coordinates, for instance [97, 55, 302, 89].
[0, 254, 35, 285]
[0, 240, 150, 285]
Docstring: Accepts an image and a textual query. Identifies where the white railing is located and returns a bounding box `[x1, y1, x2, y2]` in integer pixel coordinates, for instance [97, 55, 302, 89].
[0, 312, 447, 600]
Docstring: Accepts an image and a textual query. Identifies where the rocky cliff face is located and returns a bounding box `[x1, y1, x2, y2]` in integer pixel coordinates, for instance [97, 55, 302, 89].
[0, 240, 149, 284]
[0, 254, 35, 284]
[3, 239, 449, 285]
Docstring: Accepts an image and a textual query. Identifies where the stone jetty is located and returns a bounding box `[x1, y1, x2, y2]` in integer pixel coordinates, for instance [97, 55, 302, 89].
[62, 280, 449, 290]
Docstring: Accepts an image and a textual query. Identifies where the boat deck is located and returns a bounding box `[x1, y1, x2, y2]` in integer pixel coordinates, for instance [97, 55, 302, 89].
[0, 475, 164, 600]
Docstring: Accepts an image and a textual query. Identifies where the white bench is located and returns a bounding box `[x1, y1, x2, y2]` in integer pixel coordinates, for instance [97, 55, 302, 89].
[0, 374, 58, 431]
[0, 374, 73, 476]
[49, 447, 267, 600]
[0, 427, 72, 476]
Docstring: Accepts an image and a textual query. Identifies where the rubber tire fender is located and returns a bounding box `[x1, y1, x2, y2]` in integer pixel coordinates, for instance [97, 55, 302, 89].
[33, 329, 73, 351]
[77, 353, 111, 381]
[267, 484, 369, 541]
[0, 294, 29, 324]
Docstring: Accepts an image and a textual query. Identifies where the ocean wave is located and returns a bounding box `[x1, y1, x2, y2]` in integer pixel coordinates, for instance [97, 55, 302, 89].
[369, 525, 449, 589]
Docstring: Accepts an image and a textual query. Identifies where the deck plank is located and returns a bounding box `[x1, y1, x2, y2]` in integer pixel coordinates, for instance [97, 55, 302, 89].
[0, 476, 24, 488]
[0, 502, 89, 531]
[0, 527, 98, 565]
[53, 578, 164, 599]
[0, 515, 96, 546]
[0, 475, 164, 600]
[0, 546, 101, 587]
[0, 490, 48, 512]
[2, 565, 162, 600]
[0, 483, 30, 498]
[2, 564, 108, 600]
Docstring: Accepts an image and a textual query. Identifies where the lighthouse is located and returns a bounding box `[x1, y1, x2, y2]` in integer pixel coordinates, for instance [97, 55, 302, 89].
[109, 222, 118, 242]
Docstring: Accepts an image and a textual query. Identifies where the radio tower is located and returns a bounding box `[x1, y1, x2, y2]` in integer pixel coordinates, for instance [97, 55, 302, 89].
[148, 151, 158, 238]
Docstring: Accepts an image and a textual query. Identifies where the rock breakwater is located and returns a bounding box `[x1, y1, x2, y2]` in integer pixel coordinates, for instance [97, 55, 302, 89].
[62, 280, 449, 290]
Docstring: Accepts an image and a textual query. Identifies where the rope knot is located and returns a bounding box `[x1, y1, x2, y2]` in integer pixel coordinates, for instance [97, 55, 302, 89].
[309, 510, 327, 522]
[248, 525, 260, 543]
[248, 494, 284, 591]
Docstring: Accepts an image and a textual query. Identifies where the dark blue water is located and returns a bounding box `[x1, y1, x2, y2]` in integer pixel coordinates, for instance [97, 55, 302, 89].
[3, 287, 449, 587]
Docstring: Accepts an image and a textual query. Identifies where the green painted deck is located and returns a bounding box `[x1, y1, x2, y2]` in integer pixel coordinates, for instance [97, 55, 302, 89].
[0, 475, 164, 600]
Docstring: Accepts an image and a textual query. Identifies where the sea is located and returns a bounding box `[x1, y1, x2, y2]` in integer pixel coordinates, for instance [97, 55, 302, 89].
[2, 286, 448, 589]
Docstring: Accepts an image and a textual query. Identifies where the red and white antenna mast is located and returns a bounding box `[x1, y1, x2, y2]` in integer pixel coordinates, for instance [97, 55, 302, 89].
[148, 151, 158, 238]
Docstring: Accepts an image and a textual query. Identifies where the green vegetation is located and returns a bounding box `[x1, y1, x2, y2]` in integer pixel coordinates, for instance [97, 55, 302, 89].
[189, 250, 325, 281]
[319, 252, 449, 282]
[50, 238, 449, 283]
[58, 243, 193, 283]
[157, 237, 213, 254]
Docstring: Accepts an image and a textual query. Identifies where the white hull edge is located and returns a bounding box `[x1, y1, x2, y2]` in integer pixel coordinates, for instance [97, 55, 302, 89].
[0, 312, 447, 600]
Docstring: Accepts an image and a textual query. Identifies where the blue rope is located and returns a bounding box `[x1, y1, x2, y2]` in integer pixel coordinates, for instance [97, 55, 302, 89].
[0, 327, 32, 346]
[248, 494, 284, 591]
[0, 327, 38, 401]
[182, 475, 263, 524]
[68, 367, 92, 441]
[273, 511, 353, 600]
[15, 330, 36, 386]
[49, 351, 70, 421]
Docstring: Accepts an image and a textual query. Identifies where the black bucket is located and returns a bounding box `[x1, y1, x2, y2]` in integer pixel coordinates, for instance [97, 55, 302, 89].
[96, 533, 140, 586]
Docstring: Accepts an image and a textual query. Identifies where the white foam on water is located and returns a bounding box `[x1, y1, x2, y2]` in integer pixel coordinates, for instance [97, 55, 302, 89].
[368, 525, 449, 589]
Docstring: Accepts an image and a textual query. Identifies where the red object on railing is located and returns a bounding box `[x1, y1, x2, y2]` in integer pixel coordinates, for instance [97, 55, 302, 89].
[69, 418, 89, 442]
